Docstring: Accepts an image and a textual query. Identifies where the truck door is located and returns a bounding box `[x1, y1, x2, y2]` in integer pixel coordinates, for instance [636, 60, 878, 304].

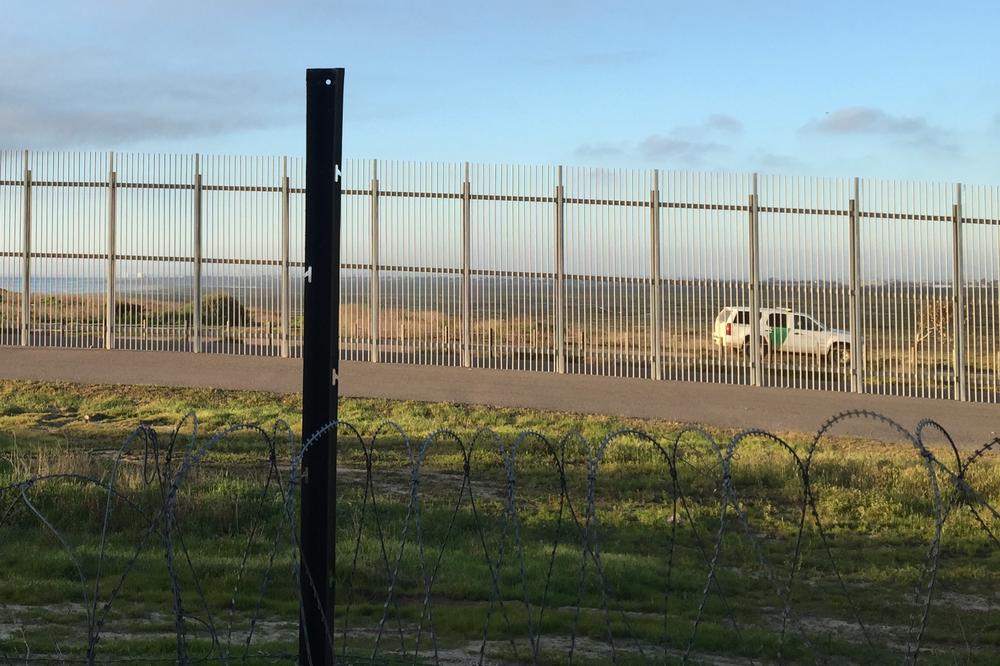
[766, 312, 789, 351]
[787, 314, 817, 354]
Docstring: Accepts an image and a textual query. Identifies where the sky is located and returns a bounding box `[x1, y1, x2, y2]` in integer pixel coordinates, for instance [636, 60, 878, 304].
[3, 0, 1000, 184]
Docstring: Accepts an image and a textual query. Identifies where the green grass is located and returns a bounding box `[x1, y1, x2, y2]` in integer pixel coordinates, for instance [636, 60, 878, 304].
[0, 379, 998, 664]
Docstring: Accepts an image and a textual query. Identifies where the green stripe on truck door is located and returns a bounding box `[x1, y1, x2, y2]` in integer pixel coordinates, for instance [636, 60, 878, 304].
[769, 327, 788, 349]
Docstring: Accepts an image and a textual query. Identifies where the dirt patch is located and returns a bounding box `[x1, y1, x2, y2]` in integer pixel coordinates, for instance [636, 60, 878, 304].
[425, 636, 749, 666]
[936, 590, 998, 613]
[0, 604, 297, 648]
[338, 466, 509, 503]
[765, 610, 911, 651]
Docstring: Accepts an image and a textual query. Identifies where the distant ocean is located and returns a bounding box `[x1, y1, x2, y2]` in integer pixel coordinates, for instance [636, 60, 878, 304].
[0, 275, 290, 302]
[0, 277, 107, 294]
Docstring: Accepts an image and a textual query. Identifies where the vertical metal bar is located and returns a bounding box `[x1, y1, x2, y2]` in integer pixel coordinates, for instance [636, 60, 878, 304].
[953, 183, 966, 401]
[370, 159, 380, 363]
[106, 153, 117, 350]
[871, 180, 883, 396]
[650, 169, 662, 380]
[461, 162, 472, 367]
[849, 177, 862, 393]
[20, 150, 30, 347]
[281, 157, 291, 358]
[555, 165, 566, 373]
[192, 154, 203, 353]
[301, 67, 343, 666]
[749, 173, 761, 386]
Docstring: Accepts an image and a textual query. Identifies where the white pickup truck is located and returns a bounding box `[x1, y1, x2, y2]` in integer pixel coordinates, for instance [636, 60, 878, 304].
[712, 306, 853, 365]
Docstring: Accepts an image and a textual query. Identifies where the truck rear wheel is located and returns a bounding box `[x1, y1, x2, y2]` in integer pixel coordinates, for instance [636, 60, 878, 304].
[829, 344, 850, 366]
[743, 337, 769, 358]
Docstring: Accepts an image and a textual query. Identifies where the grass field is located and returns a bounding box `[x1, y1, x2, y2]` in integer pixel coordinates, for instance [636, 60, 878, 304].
[0, 379, 998, 664]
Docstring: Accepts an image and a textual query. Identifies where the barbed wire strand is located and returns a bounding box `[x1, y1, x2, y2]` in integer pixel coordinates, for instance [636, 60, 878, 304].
[1, 410, 997, 665]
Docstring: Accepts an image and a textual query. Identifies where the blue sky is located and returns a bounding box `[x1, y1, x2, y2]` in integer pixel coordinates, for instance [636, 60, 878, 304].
[3, 0, 1000, 183]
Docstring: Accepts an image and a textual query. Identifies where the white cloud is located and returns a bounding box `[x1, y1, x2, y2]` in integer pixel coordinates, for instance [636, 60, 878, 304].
[704, 114, 743, 134]
[637, 135, 724, 163]
[753, 151, 808, 172]
[801, 106, 959, 157]
[805, 107, 926, 135]
[575, 113, 741, 165]
[575, 142, 627, 160]
[0, 67, 297, 149]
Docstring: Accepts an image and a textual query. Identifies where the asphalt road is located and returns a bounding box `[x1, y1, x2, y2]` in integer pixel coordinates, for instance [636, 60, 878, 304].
[14, 330, 982, 400]
[1, 347, 996, 448]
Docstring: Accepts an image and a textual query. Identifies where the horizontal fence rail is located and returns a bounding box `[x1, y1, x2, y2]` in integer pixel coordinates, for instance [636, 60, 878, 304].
[2, 150, 999, 403]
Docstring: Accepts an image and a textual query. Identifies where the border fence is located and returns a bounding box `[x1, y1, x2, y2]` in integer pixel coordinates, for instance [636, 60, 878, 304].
[2, 150, 999, 403]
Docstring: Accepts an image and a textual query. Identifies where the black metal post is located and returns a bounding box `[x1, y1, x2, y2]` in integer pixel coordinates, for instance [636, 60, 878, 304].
[300, 67, 343, 666]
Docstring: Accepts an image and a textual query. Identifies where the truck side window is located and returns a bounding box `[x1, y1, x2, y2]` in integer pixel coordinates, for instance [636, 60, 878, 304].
[797, 316, 822, 331]
[768, 313, 787, 328]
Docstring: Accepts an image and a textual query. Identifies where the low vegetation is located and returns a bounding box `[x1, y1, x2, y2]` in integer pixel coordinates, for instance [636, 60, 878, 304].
[0, 380, 997, 664]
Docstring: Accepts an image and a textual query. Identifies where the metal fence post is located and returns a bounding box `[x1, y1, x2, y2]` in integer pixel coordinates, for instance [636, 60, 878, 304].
[461, 162, 472, 368]
[20, 150, 30, 347]
[193, 154, 203, 353]
[106, 153, 117, 350]
[748, 173, 761, 387]
[280, 156, 291, 358]
[555, 166, 566, 374]
[370, 159, 380, 363]
[848, 177, 862, 393]
[301, 67, 344, 666]
[953, 183, 967, 401]
[650, 169, 662, 381]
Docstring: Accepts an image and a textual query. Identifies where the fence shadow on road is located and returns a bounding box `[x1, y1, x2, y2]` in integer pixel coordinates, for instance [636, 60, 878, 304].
[0, 410, 998, 664]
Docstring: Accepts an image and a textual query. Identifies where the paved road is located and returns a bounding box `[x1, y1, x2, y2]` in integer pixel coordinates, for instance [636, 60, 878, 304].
[1, 347, 996, 448]
[9, 332, 951, 396]
[13, 331, 995, 403]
